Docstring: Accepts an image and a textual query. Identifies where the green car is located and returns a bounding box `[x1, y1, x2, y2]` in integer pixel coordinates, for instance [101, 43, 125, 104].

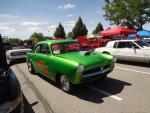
[26, 40, 115, 92]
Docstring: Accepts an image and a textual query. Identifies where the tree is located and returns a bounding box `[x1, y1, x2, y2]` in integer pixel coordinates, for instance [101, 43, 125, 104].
[72, 17, 88, 39]
[66, 32, 73, 39]
[3, 38, 21, 43]
[54, 23, 66, 38]
[30, 32, 45, 41]
[103, 0, 150, 30]
[92, 23, 104, 34]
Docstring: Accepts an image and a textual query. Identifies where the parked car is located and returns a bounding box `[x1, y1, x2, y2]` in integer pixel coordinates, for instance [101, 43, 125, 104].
[6, 46, 31, 64]
[26, 40, 115, 93]
[95, 40, 150, 63]
[143, 38, 150, 44]
[0, 34, 24, 113]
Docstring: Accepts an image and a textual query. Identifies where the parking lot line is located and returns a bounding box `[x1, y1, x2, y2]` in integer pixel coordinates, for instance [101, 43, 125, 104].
[87, 86, 123, 101]
[116, 67, 150, 75]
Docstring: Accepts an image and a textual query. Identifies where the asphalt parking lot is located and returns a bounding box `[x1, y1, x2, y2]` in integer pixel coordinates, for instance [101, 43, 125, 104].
[11, 61, 150, 113]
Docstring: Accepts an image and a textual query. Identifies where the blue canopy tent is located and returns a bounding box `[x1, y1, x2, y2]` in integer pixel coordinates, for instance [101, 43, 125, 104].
[128, 30, 150, 38]
[138, 30, 150, 37]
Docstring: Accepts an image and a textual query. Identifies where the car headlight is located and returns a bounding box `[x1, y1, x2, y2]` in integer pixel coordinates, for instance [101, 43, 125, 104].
[77, 64, 84, 72]
[0, 97, 20, 113]
[112, 56, 117, 64]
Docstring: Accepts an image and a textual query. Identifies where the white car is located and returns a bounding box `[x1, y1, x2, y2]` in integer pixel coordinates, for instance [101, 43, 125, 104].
[95, 40, 150, 63]
[6, 46, 31, 64]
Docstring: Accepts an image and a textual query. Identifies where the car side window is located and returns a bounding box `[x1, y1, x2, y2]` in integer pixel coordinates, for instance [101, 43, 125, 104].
[40, 45, 50, 54]
[129, 42, 139, 49]
[34, 45, 40, 53]
[117, 42, 126, 48]
[113, 42, 118, 48]
[117, 42, 132, 48]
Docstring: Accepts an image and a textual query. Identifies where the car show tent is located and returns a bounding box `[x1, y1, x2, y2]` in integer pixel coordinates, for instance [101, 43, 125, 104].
[100, 27, 136, 36]
[128, 30, 150, 38]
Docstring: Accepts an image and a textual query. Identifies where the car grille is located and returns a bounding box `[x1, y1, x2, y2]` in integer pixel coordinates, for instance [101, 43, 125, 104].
[10, 52, 27, 56]
[82, 64, 110, 77]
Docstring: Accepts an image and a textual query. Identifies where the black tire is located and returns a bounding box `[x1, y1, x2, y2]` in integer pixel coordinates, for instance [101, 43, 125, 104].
[60, 75, 73, 93]
[27, 61, 35, 74]
[101, 74, 107, 80]
[103, 52, 110, 54]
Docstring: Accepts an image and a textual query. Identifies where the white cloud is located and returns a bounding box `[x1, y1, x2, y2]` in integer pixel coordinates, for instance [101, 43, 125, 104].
[65, 20, 75, 27]
[0, 22, 11, 26]
[0, 22, 16, 34]
[47, 25, 57, 29]
[58, 3, 75, 10]
[0, 26, 11, 30]
[67, 14, 74, 17]
[26, 27, 40, 32]
[20, 21, 48, 26]
[0, 14, 18, 18]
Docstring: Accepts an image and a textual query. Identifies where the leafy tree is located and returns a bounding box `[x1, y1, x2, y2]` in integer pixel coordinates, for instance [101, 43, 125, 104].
[103, 0, 150, 30]
[66, 32, 73, 39]
[30, 32, 45, 41]
[3, 38, 21, 43]
[54, 23, 66, 38]
[72, 17, 88, 39]
[92, 23, 104, 34]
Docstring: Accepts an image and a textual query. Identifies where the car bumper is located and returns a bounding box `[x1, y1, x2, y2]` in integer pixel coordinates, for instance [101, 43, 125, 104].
[9, 55, 26, 60]
[71, 64, 114, 84]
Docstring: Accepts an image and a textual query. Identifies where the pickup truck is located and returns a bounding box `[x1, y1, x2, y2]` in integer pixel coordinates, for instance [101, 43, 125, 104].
[95, 40, 150, 63]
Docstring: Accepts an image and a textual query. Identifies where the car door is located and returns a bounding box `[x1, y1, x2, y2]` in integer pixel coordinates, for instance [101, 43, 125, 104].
[31, 44, 41, 72]
[129, 41, 146, 62]
[113, 42, 127, 60]
[36, 44, 50, 76]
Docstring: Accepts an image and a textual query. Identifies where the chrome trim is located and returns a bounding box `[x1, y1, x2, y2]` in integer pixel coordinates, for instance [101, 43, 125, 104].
[83, 68, 110, 78]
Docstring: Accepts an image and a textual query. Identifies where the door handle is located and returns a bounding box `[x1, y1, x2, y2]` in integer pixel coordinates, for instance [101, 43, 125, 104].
[116, 51, 120, 52]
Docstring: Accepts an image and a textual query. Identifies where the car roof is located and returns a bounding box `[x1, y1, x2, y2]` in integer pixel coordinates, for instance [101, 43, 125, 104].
[37, 40, 78, 45]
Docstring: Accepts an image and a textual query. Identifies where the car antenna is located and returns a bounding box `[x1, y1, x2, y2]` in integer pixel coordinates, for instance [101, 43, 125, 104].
[0, 34, 9, 70]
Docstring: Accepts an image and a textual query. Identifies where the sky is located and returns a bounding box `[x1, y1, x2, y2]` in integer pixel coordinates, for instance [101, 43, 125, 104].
[0, 0, 150, 40]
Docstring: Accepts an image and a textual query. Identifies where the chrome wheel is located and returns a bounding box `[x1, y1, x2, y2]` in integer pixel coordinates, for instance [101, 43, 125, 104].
[60, 75, 71, 92]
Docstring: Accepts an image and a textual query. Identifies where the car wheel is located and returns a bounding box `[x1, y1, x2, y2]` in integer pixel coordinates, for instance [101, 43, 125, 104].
[60, 75, 73, 93]
[27, 61, 35, 74]
[101, 74, 107, 80]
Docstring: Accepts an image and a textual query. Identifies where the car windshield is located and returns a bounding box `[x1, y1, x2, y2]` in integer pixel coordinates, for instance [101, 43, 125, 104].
[51, 42, 80, 55]
[12, 46, 27, 50]
[134, 41, 150, 48]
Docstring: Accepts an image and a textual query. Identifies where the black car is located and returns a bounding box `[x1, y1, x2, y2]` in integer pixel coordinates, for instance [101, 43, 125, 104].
[0, 34, 24, 113]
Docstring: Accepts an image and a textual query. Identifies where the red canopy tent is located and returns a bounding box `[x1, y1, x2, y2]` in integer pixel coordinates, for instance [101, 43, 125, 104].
[100, 27, 136, 36]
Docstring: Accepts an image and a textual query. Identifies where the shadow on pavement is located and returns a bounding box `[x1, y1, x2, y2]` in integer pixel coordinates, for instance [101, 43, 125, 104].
[23, 94, 35, 113]
[9, 59, 26, 66]
[71, 77, 131, 103]
[117, 60, 150, 68]
[37, 74, 132, 104]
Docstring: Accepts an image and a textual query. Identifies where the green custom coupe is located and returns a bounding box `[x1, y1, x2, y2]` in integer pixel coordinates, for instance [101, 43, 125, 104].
[26, 40, 116, 92]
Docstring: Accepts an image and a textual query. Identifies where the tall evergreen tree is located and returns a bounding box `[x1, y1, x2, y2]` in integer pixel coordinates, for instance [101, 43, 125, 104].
[92, 23, 104, 34]
[72, 17, 88, 39]
[54, 23, 66, 38]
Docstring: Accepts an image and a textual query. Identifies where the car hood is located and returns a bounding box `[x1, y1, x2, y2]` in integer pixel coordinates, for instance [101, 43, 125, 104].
[56, 51, 111, 67]
[7, 48, 31, 53]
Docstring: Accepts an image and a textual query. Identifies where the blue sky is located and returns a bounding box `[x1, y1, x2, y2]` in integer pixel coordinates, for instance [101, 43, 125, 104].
[0, 0, 150, 40]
